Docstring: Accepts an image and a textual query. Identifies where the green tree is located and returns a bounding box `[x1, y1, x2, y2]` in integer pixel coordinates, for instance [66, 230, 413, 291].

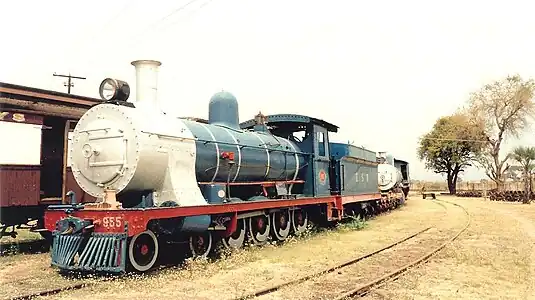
[510, 146, 535, 204]
[465, 75, 535, 191]
[418, 113, 486, 194]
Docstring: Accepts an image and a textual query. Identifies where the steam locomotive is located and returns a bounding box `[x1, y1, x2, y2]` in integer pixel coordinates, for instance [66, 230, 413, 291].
[44, 60, 410, 273]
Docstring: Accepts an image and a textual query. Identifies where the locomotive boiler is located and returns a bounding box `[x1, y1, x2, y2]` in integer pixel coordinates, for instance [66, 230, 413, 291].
[376, 152, 403, 192]
[69, 60, 307, 209]
[376, 151, 409, 197]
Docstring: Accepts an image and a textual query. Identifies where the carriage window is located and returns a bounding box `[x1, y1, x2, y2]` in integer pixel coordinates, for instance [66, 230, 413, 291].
[317, 132, 325, 156]
[0, 121, 42, 165]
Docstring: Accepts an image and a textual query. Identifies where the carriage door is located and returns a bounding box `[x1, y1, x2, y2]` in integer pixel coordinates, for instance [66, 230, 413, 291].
[313, 125, 331, 196]
[61, 120, 76, 204]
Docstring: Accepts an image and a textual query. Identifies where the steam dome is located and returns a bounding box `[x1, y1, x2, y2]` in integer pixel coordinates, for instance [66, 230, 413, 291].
[208, 91, 239, 129]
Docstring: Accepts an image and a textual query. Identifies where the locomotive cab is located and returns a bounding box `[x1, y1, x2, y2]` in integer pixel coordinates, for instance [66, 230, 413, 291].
[394, 158, 411, 197]
[240, 114, 338, 198]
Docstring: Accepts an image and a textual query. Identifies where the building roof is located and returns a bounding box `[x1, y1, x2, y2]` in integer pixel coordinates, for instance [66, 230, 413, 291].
[0, 81, 102, 119]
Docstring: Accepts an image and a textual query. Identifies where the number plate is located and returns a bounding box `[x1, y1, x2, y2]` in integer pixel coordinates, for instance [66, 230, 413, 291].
[102, 216, 123, 228]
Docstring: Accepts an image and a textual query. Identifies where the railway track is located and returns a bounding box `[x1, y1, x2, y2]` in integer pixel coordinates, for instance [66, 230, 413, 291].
[231, 198, 470, 300]
[9, 283, 88, 300]
[334, 199, 470, 300]
[232, 227, 434, 300]
[6, 199, 457, 300]
[5, 264, 174, 300]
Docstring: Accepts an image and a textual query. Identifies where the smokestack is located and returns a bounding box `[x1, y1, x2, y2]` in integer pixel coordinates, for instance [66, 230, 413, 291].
[131, 60, 162, 107]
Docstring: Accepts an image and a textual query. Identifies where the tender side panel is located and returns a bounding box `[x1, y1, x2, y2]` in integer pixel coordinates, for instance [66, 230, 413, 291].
[0, 116, 43, 207]
[339, 157, 379, 195]
[330, 142, 376, 162]
[346, 145, 376, 162]
[0, 165, 41, 207]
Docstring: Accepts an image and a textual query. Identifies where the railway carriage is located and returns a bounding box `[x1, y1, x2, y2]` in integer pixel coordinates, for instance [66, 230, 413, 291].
[44, 60, 410, 273]
[0, 84, 98, 239]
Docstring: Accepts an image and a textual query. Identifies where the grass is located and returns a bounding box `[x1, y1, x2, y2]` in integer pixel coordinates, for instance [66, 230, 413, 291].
[337, 214, 368, 231]
[3, 198, 485, 300]
[0, 207, 376, 300]
[0, 223, 47, 256]
[4, 196, 528, 300]
[38, 198, 445, 299]
[0, 225, 43, 245]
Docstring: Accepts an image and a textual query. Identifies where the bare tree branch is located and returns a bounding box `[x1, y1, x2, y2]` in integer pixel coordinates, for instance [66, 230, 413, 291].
[463, 74, 535, 191]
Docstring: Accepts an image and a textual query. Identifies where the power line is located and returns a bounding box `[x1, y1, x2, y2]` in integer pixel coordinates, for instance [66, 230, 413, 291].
[78, 0, 213, 68]
[157, 0, 215, 31]
[128, 0, 214, 42]
[68, 0, 139, 65]
[153, 0, 201, 25]
[52, 73, 87, 94]
[128, 0, 203, 41]
[421, 137, 489, 143]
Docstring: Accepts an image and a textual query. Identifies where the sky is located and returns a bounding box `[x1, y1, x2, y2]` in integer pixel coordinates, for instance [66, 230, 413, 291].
[2, 0, 535, 182]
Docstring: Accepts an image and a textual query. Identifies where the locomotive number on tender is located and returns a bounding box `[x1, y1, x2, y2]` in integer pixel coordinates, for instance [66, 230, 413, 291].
[102, 216, 123, 228]
[355, 172, 369, 183]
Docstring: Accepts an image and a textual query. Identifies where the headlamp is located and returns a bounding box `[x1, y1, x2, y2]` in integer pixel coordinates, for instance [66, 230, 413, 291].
[98, 78, 130, 102]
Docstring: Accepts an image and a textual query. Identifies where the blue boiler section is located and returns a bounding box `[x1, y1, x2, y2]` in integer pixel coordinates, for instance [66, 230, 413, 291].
[182, 120, 309, 183]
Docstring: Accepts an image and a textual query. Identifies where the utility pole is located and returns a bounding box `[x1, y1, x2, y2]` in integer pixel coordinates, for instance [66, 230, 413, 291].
[53, 72, 86, 94]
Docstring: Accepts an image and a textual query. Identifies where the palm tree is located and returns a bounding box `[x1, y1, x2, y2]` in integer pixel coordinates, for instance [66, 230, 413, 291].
[510, 146, 535, 204]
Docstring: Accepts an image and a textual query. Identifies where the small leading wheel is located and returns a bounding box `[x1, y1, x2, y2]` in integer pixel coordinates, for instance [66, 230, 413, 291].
[248, 215, 270, 245]
[189, 232, 213, 258]
[291, 209, 308, 236]
[128, 230, 159, 272]
[222, 218, 246, 249]
[271, 210, 291, 241]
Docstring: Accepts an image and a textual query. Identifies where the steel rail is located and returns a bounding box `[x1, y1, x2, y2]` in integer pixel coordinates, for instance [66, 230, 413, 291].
[232, 226, 434, 300]
[332, 198, 471, 300]
[9, 283, 89, 300]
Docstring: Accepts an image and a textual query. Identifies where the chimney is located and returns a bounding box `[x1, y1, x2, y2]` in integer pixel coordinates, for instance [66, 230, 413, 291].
[131, 60, 162, 107]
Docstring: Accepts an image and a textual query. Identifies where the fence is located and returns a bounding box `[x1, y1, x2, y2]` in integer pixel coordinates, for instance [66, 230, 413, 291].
[411, 180, 527, 193]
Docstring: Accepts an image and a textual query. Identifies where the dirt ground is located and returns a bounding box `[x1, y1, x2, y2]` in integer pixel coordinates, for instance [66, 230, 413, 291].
[2, 196, 535, 300]
[363, 196, 535, 300]
[36, 197, 448, 300]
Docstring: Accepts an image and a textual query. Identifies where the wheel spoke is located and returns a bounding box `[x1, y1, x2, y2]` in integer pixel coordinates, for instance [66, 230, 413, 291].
[128, 230, 159, 272]
[248, 215, 270, 245]
[189, 232, 213, 258]
[271, 210, 291, 241]
[291, 209, 308, 236]
[222, 219, 246, 249]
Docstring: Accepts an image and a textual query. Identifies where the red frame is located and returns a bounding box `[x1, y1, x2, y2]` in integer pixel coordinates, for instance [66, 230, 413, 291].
[44, 193, 382, 237]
